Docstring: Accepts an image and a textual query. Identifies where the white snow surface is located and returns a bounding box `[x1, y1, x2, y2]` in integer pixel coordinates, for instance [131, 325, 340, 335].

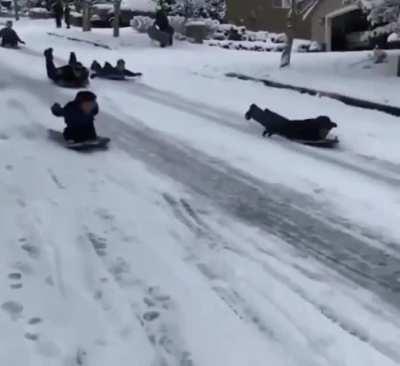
[121, 0, 154, 12]
[1, 19, 400, 366]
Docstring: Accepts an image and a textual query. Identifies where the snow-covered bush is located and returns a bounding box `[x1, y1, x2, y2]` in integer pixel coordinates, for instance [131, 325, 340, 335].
[131, 14, 212, 36]
[360, 0, 400, 35]
[131, 15, 153, 32]
[153, 0, 225, 21]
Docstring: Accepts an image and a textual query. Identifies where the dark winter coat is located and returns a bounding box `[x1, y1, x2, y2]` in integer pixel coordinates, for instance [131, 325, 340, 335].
[52, 1, 64, 17]
[0, 27, 23, 46]
[245, 104, 337, 141]
[155, 10, 170, 32]
[51, 100, 98, 141]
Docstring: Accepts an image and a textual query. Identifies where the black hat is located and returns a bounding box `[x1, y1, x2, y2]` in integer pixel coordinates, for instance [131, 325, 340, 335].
[75, 91, 97, 103]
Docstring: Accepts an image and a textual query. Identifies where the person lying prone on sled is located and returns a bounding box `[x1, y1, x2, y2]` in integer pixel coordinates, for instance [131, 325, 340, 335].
[90, 59, 142, 80]
[245, 104, 337, 141]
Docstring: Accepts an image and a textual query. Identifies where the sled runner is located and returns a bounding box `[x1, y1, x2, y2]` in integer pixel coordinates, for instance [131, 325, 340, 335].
[48, 129, 110, 150]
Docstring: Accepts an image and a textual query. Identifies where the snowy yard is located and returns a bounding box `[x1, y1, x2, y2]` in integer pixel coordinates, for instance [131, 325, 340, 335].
[1, 19, 400, 366]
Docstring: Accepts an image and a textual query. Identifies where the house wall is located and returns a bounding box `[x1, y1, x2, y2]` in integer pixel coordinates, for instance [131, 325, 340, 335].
[310, 0, 347, 45]
[225, 0, 311, 39]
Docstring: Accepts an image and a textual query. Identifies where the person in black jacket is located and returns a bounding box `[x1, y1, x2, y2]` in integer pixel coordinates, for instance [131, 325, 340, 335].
[0, 21, 25, 48]
[51, 91, 98, 142]
[245, 104, 337, 141]
[52, 0, 64, 28]
[90, 59, 142, 80]
[44, 48, 89, 87]
[64, 3, 71, 29]
[154, 9, 174, 46]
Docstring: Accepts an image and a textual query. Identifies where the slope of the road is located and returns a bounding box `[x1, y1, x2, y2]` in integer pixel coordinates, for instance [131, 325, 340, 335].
[10, 20, 400, 246]
[1, 19, 400, 366]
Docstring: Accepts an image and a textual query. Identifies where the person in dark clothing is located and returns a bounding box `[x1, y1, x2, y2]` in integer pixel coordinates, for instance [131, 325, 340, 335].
[51, 91, 98, 142]
[0, 21, 25, 48]
[153, 9, 174, 46]
[64, 3, 71, 29]
[90, 59, 142, 80]
[44, 48, 89, 87]
[52, 0, 64, 28]
[245, 104, 337, 141]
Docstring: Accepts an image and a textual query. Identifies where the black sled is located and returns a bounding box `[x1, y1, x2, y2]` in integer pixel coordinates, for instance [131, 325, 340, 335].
[48, 129, 110, 151]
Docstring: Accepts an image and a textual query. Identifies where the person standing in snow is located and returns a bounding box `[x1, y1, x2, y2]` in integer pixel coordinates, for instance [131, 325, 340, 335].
[153, 9, 174, 46]
[51, 91, 99, 142]
[90, 59, 142, 80]
[64, 3, 71, 29]
[0, 21, 25, 48]
[52, 0, 64, 28]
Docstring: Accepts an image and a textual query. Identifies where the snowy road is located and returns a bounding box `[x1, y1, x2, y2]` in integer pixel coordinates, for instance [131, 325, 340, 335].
[1, 20, 400, 366]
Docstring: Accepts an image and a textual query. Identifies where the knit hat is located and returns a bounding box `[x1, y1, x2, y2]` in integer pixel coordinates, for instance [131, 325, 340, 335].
[75, 91, 97, 103]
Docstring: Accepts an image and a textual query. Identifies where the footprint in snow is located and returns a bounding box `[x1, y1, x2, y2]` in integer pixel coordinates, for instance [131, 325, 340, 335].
[143, 311, 160, 322]
[24, 317, 43, 342]
[1, 301, 23, 320]
[87, 232, 107, 257]
[20, 242, 40, 259]
[8, 272, 23, 290]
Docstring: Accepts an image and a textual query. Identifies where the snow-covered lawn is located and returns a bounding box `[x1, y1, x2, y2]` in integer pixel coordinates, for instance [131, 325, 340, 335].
[1, 18, 400, 366]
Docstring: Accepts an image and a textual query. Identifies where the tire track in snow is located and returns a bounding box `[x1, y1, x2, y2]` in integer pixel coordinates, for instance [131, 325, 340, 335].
[162, 194, 400, 365]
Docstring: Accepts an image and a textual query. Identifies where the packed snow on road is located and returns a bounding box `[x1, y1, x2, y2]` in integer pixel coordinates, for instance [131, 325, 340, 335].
[1, 18, 400, 366]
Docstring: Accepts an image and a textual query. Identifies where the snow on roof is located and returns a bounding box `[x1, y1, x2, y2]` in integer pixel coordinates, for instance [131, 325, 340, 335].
[121, 0, 154, 12]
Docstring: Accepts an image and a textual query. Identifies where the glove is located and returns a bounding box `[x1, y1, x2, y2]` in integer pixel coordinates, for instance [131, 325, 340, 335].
[51, 103, 62, 115]
[20, 41, 26, 45]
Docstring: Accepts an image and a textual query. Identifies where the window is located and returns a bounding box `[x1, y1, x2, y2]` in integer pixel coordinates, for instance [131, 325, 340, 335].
[272, 0, 291, 9]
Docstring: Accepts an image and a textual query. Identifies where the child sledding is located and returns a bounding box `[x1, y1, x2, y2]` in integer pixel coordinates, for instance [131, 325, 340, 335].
[148, 9, 175, 47]
[90, 60, 142, 80]
[245, 104, 339, 147]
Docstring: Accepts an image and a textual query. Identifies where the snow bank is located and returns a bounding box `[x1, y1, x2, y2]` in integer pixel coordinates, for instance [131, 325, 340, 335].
[121, 0, 154, 12]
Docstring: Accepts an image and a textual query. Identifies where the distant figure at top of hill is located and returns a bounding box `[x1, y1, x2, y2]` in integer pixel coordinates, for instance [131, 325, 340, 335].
[0, 21, 25, 48]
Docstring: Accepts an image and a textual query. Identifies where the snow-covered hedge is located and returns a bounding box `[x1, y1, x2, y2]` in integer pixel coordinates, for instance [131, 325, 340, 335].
[359, 0, 400, 37]
[131, 15, 153, 32]
[28, 7, 52, 18]
[207, 39, 312, 53]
